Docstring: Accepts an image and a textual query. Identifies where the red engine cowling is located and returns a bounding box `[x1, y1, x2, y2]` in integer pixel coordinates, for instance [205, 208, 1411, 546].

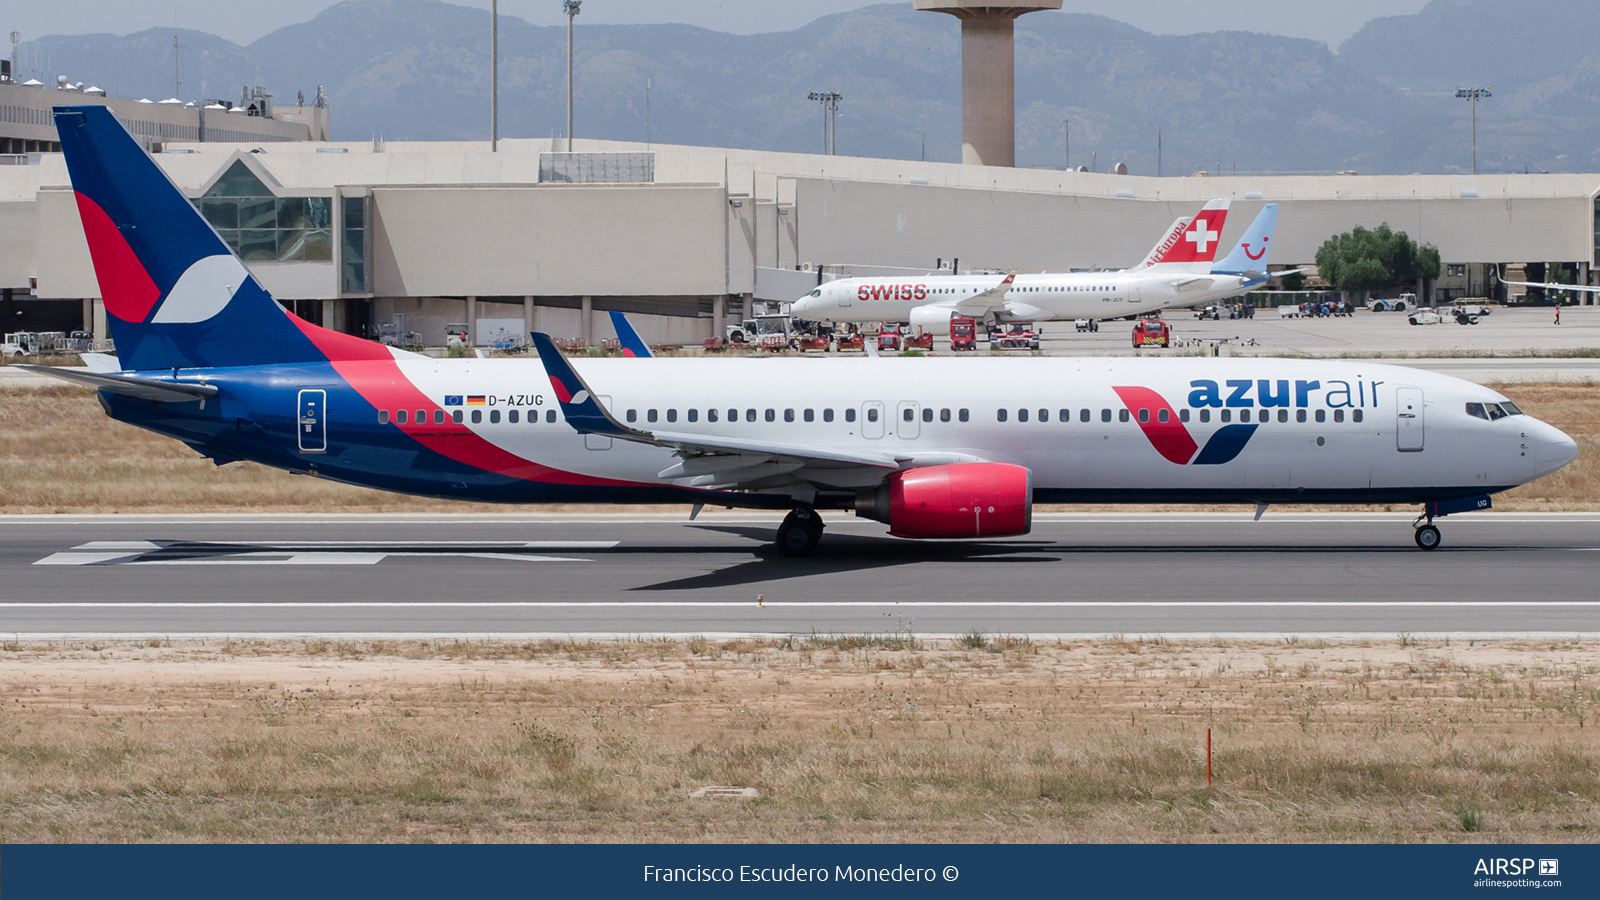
[857, 463, 1033, 539]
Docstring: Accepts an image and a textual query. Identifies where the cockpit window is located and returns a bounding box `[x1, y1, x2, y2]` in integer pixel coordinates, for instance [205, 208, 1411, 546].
[808, 289, 822, 298]
[1486, 403, 1508, 420]
[1500, 401, 1524, 416]
[1465, 403, 1487, 420]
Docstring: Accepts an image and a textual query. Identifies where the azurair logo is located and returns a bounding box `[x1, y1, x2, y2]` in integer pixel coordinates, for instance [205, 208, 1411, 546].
[1113, 386, 1258, 466]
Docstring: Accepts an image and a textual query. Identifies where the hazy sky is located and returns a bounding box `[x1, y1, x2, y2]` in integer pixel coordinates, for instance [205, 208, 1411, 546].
[8, 1, 1432, 49]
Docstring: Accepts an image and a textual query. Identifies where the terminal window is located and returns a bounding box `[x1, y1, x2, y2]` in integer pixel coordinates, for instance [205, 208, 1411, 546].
[196, 160, 332, 263]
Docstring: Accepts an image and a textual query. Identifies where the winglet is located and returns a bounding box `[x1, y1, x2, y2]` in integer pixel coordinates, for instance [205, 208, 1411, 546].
[608, 311, 655, 358]
[529, 332, 647, 438]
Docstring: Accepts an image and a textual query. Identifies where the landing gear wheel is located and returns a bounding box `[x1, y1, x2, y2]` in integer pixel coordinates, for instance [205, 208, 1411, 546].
[775, 510, 824, 557]
[1414, 524, 1442, 550]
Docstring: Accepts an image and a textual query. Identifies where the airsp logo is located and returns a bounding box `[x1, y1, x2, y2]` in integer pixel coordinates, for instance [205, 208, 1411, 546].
[1474, 859, 1544, 876]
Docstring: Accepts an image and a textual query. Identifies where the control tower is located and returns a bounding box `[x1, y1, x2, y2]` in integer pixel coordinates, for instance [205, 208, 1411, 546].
[914, 1, 1062, 167]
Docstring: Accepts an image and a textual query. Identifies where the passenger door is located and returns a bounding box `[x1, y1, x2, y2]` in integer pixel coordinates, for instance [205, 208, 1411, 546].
[862, 401, 885, 439]
[1396, 387, 1424, 452]
[897, 401, 921, 439]
[297, 389, 326, 454]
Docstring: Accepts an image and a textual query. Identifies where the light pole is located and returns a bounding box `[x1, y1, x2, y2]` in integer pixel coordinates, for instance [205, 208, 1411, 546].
[807, 91, 841, 155]
[490, 0, 498, 152]
[1455, 87, 1491, 175]
[564, 0, 581, 152]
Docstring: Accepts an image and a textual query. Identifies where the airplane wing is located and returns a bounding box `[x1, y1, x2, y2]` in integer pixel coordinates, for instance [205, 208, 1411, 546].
[954, 273, 1016, 315]
[531, 333, 903, 492]
[1498, 277, 1600, 293]
[20, 365, 219, 403]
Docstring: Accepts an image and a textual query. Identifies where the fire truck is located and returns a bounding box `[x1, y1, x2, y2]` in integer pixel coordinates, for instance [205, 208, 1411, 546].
[1132, 318, 1172, 348]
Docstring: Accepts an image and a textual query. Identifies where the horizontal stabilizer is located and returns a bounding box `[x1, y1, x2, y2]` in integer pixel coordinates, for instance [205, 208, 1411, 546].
[20, 365, 218, 403]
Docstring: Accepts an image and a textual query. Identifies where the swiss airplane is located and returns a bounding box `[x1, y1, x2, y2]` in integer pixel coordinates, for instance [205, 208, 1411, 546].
[33, 105, 1577, 556]
[789, 200, 1282, 330]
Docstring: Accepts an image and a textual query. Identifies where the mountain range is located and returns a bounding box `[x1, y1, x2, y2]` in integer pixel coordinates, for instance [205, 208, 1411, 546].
[15, 0, 1600, 175]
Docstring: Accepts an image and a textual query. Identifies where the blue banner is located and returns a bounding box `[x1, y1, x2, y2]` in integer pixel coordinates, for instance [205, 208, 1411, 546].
[2, 843, 1593, 899]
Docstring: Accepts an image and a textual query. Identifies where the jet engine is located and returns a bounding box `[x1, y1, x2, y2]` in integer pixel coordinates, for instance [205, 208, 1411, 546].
[908, 305, 959, 335]
[855, 463, 1032, 539]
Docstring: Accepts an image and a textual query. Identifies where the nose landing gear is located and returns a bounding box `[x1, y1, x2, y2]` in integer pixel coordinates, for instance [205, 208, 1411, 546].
[1414, 522, 1442, 550]
[775, 508, 824, 557]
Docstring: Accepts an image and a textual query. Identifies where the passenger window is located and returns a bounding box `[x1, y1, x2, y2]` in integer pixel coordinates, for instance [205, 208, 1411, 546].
[435, 410, 445, 424]
[1221, 409, 1232, 423]
[379, 410, 389, 424]
[1199, 409, 1210, 423]
[1158, 409, 1169, 424]
[785, 409, 795, 422]
[708, 408, 719, 423]
[1296, 409, 1307, 423]
[1101, 409, 1111, 423]
[804, 409, 815, 422]
[1465, 402, 1487, 420]
[1118, 409, 1130, 423]
[1352, 409, 1364, 423]
[1018, 409, 1029, 423]
[766, 409, 776, 422]
[941, 409, 951, 423]
[1334, 409, 1345, 423]
[1080, 409, 1090, 423]
[923, 408, 933, 423]
[545, 410, 556, 423]
[1138, 409, 1149, 424]
[1238, 410, 1251, 423]
[997, 409, 1008, 423]
[667, 409, 678, 423]
[397, 409, 408, 424]
[1278, 409, 1288, 423]
[867, 408, 879, 422]
[454, 410, 465, 424]
[509, 409, 519, 424]
[1179, 409, 1190, 423]
[471, 410, 483, 424]
[416, 410, 425, 424]
[1315, 409, 1326, 423]
[627, 409, 638, 423]
[1060, 409, 1070, 423]
[746, 409, 756, 422]
[729, 408, 738, 422]
[1038, 409, 1049, 423]
[647, 409, 658, 423]
[490, 409, 501, 424]
[688, 409, 699, 423]
[824, 409, 835, 423]
[903, 408, 914, 422]
[959, 409, 969, 422]
[846, 409, 857, 423]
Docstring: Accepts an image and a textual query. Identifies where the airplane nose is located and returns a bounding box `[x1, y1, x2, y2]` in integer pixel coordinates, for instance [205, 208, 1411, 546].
[1532, 419, 1578, 479]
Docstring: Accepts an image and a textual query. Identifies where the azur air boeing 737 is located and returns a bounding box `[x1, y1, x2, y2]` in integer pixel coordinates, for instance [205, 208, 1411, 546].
[32, 105, 1576, 555]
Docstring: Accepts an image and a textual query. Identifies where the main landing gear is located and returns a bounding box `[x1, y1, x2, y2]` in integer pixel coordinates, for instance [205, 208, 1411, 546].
[1412, 509, 1442, 551]
[775, 508, 824, 557]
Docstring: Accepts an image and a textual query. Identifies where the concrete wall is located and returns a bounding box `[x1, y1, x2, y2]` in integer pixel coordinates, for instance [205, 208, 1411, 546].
[372, 296, 714, 347]
[369, 185, 730, 298]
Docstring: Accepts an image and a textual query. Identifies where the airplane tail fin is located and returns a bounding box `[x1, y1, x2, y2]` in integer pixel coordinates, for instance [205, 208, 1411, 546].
[1127, 217, 1191, 272]
[1212, 204, 1279, 276]
[54, 104, 384, 371]
[607, 311, 655, 358]
[1142, 199, 1231, 274]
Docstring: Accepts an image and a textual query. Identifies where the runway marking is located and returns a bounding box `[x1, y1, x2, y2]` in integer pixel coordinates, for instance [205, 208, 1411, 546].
[33, 540, 610, 566]
[2, 601, 1598, 609]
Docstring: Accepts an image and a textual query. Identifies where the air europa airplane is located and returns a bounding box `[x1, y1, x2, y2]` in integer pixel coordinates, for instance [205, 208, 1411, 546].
[35, 105, 1576, 556]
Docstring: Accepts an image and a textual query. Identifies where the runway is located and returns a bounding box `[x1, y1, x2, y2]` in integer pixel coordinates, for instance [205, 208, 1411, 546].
[1, 512, 1596, 639]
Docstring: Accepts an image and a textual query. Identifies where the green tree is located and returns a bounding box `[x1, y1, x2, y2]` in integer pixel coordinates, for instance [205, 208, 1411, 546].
[1314, 224, 1441, 299]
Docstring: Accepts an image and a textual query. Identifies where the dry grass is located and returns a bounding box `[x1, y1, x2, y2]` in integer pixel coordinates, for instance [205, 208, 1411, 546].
[1, 382, 1597, 513]
[0, 638, 1595, 843]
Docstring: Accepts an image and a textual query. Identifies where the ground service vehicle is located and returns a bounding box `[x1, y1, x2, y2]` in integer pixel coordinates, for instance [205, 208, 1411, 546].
[1074, 318, 1099, 332]
[1407, 310, 1442, 326]
[990, 322, 1040, 350]
[1132, 319, 1172, 347]
[726, 315, 795, 349]
[31, 104, 1578, 558]
[949, 317, 977, 351]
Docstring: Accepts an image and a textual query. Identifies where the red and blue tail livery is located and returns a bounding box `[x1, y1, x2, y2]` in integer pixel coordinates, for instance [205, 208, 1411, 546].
[28, 103, 1576, 555]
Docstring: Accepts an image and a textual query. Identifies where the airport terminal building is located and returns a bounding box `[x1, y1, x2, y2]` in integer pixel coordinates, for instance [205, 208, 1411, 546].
[4, 119, 1600, 347]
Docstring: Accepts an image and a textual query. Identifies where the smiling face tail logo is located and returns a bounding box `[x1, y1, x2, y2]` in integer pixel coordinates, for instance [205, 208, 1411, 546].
[1244, 236, 1268, 261]
[1113, 386, 1258, 466]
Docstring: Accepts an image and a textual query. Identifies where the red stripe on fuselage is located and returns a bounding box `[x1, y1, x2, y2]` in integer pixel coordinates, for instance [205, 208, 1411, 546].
[74, 192, 160, 323]
[1112, 386, 1199, 465]
[285, 313, 643, 488]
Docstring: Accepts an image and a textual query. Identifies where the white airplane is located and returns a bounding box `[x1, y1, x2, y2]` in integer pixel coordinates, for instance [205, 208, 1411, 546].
[38, 104, 1579, 560]
[789, 200, 1283, 331]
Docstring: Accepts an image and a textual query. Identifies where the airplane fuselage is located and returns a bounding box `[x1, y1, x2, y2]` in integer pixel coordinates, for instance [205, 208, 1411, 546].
[106, 356, 1573, 510]
[790, 271, 1256, 325]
